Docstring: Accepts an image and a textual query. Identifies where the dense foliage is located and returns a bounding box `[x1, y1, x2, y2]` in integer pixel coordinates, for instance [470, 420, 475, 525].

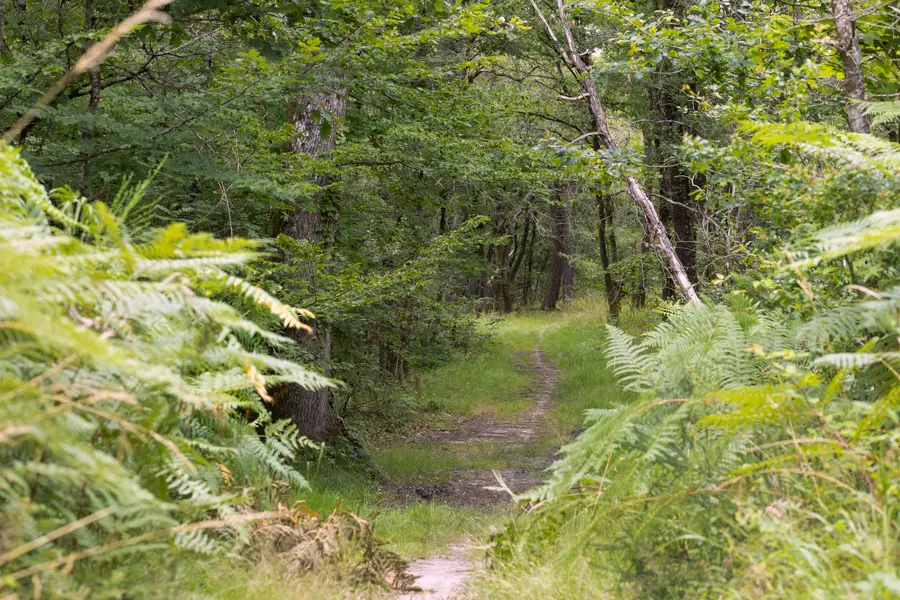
[0, 143, 331, 595]
[2, 0, 900, 597]
[490, 121, 900, 598]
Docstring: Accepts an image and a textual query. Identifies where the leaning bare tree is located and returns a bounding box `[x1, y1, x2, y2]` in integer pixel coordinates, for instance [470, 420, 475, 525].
[529, 0, 700, 305]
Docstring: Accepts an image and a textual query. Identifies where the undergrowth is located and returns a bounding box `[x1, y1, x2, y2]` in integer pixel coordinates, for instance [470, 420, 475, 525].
[474, 122, 900, 599]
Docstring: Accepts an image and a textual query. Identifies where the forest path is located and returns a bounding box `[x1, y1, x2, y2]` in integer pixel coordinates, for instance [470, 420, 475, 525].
[398, 333, 559, 599]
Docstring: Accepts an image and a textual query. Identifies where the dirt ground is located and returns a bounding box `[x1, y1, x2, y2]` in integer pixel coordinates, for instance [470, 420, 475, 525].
[398, 340, 559, 599]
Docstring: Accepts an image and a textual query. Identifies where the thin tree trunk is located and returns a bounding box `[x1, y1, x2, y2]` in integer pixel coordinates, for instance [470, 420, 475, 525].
[529, 0, 700, 305]
[437, 205, 453, 302]
[273, 86, 347, 442]
[593, 132, 621, 318]
[634, 222, 650, 308]
[523, 214, 536, 306]
[502, 208, 530, 312]
[608, 197, 619, 265]
[561, 200, 575, 301]
[831, 0, 869, 133]
[491, 206, 512, 312]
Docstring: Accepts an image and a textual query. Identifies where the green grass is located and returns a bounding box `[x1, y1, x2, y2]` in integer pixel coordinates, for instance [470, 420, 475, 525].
[115, 554, 394, 600]
[420, 340, 533, 417]
[288, 463, 502, 558]
[373, 439, 552, 483]
[375, 502, 506, 557]
[540, 304, 631, 435]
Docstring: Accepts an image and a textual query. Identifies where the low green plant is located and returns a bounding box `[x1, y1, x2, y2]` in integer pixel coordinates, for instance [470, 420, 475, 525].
[0, 144, 329, 597]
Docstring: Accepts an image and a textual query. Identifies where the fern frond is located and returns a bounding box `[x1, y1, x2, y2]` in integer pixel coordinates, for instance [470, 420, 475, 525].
[789, 209, 900, 268]
[605, 325, 659, 393]
[214, 273, 314, 333]
[865, 101, 900, 126]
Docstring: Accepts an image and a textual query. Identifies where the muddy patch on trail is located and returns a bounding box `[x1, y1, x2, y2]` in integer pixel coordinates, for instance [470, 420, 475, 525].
[391, 463, 550, 507]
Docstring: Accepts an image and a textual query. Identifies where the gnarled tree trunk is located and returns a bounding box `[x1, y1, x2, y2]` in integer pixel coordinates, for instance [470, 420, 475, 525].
[831, 0, 869, 133]
[273, 86, 347, 442]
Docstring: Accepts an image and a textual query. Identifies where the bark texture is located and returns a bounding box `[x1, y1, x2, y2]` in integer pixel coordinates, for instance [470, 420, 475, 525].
[597, 193, 621, 319]
[831, 0, 870, 133]
[273, 87, 347, 442]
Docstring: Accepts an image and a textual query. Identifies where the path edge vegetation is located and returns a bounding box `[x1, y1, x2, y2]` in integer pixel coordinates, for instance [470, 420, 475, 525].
[2, 0, 900, 598]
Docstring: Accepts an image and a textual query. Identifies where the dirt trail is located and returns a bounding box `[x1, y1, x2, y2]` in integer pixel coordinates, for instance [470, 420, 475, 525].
[397, 343, 559, 506]
[397, 546, 477, 600]
[434, 344, 558, 445]
[399, 337, 559, 599]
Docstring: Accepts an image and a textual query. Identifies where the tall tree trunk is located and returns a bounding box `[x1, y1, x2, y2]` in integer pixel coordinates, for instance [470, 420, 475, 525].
[544, 189, 572, 310]
[593, 133, 621, 318]
[529, 0, 700, 304]
[491, 206, 512, 312]
[273, 87, 347, 442]
[523, 214, 536, 306]
[597, 193, 621, 319]
[561, 220, 575, 302]
[659, 89, 696, 287]
[831, 0, 869, 133]
[633, 221, 650, 308]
